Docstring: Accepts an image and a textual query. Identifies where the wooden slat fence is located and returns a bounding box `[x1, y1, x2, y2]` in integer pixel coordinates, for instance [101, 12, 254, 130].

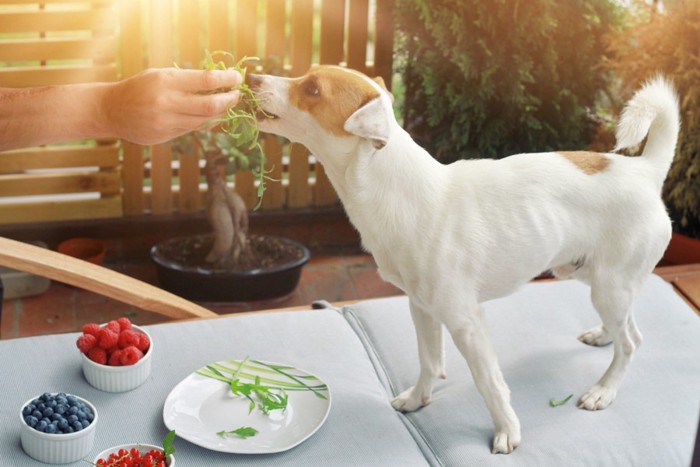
[0, 0, 395, 225]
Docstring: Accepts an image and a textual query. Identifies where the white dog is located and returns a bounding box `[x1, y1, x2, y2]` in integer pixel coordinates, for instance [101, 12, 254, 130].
[248, 67, 680, 454]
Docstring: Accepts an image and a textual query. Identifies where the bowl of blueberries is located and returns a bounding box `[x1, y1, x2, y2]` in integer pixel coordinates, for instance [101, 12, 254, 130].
[20, 392, 98, 464]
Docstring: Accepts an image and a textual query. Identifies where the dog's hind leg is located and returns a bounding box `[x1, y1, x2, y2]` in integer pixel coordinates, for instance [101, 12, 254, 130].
[578, 279, 642, 411]
[391, 301, 445, 412]
[443, 302, 520, 454]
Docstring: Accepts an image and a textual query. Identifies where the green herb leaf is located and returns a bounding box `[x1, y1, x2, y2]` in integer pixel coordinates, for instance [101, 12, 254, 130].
[163, 429, 176, 457]
[549, 394, 574, 407]
[217, 426, 259, 439]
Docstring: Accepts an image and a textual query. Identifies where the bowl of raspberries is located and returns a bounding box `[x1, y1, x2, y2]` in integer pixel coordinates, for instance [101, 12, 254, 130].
[77, 317, 153, 392]
[20, 392, 98, 464]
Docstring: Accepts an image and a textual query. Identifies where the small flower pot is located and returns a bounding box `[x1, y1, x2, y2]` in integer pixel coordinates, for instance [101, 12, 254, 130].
[58, 237, 106, 265]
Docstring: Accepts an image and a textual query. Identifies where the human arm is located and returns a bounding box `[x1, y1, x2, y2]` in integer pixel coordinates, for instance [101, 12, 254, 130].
[0, 67, 242, 151]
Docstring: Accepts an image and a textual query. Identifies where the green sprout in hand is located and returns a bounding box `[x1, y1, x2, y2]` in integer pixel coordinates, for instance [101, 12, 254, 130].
[200, 50, 277, 210]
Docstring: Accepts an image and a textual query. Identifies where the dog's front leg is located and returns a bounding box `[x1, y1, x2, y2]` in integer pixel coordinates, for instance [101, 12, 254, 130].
[446, 303, 521, 454]
[391, 301, 445, 412]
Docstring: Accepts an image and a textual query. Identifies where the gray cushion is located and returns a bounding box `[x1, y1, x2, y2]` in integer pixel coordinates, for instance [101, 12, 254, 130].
[342, 275, 700, 466]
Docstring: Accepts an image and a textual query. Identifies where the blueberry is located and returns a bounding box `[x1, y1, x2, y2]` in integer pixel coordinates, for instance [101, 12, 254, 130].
[55, 396, 67, 406]
[66, 395, 78, 406]
[24, 416, 38, 428]
[55, 404, 67, 415]
[45, 423, 57, 434]
[85, 410, 95, 422]
[43, 407, 54, 418]
[31, 409, 41, 418]
[67, 414, 78, 424]
[71, 421, 83, 432]
[36, 420, 48, 432]
[68, 405, 79, 416]
[58, 419, 69, 431]
[36, 402, 46, 412]
[40, 393, 52, 402]
[47, 399, 57, 409]
[66, 426, 74, 433]
[80, 419, 90, 429]
[22, 404, 34, 416]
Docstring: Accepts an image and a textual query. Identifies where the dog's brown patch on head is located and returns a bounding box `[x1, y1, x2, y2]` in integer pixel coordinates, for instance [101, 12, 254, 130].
[289, 66, 381, 136]
[557, 151, 610, 175]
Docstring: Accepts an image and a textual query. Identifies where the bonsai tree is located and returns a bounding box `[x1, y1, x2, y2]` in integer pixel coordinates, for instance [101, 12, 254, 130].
[171, 130, 263, 267]
[604, 0, 700, 238]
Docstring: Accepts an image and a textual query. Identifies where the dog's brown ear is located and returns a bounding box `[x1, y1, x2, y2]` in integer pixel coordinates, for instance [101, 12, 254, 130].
[344, 96, 392, 150]
[373, 76, 394, 103]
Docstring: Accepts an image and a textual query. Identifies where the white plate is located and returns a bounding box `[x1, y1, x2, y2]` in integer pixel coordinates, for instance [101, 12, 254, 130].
[163, 359, 331, 454]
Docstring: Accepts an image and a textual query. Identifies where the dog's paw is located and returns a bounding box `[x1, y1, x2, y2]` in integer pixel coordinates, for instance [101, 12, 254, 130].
[391, 387, 430, 413]
[577, 384, 616, 411]
[578, 325, 613, 347]
[492, 429, 521, 454]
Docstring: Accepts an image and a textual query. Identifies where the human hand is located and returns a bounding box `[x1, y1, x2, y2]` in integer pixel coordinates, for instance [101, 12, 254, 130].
[100, 68, 242, 145]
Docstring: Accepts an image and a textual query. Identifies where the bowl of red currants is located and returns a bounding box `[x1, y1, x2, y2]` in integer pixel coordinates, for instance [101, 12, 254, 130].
[94, 443, 175, 467]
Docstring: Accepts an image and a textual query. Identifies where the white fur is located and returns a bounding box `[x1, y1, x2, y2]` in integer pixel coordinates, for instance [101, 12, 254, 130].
[253, 71, 680, 454]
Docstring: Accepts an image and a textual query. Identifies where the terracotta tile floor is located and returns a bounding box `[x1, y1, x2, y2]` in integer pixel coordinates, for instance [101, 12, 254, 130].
[0, 253, 402, 340]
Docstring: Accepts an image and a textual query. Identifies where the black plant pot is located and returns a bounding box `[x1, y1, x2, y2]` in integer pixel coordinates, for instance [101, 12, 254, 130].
[150, 234, 310, 302]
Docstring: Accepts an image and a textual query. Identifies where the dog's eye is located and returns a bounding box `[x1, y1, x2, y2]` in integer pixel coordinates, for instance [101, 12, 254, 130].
[303, 80, 320, 97]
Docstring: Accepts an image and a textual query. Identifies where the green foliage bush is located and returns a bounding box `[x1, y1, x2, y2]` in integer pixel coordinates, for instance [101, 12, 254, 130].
[604, 0, 700, 237]
[396, 0, 623, 161]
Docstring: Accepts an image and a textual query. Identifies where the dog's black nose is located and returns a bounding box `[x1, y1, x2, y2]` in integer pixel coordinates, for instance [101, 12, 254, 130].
[245, 73, 263, 89]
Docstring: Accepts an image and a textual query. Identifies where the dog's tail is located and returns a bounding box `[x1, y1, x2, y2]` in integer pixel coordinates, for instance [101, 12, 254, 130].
[614, 76, 680, 184]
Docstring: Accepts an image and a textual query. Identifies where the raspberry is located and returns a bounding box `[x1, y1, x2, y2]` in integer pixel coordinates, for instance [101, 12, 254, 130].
[118, 329, 141, 349]
[117, 317, 132, 331]
[97, 328, 119, 349]
[136, 332, 150, 352]
[104, 320, 121, 334]
[108, 349, 123, 366]
[82, 323, 101, 337]
[87, 347, 107, 365]
[76, 334, 97, 353]
[120, 346, 143, 366]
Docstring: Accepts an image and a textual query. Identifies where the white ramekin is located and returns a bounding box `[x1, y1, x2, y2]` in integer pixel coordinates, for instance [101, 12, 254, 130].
[81, 324, 153, 392]
[94, 443, 175, 466]
[20, 394, 98, 464]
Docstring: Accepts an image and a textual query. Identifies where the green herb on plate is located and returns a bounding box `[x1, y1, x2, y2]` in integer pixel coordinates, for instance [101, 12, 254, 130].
[230, 375, 289, 416]
[217, 426, 259, 439]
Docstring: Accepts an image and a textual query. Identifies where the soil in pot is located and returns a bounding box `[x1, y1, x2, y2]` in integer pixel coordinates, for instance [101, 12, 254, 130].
[151, 234, 310, 302]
